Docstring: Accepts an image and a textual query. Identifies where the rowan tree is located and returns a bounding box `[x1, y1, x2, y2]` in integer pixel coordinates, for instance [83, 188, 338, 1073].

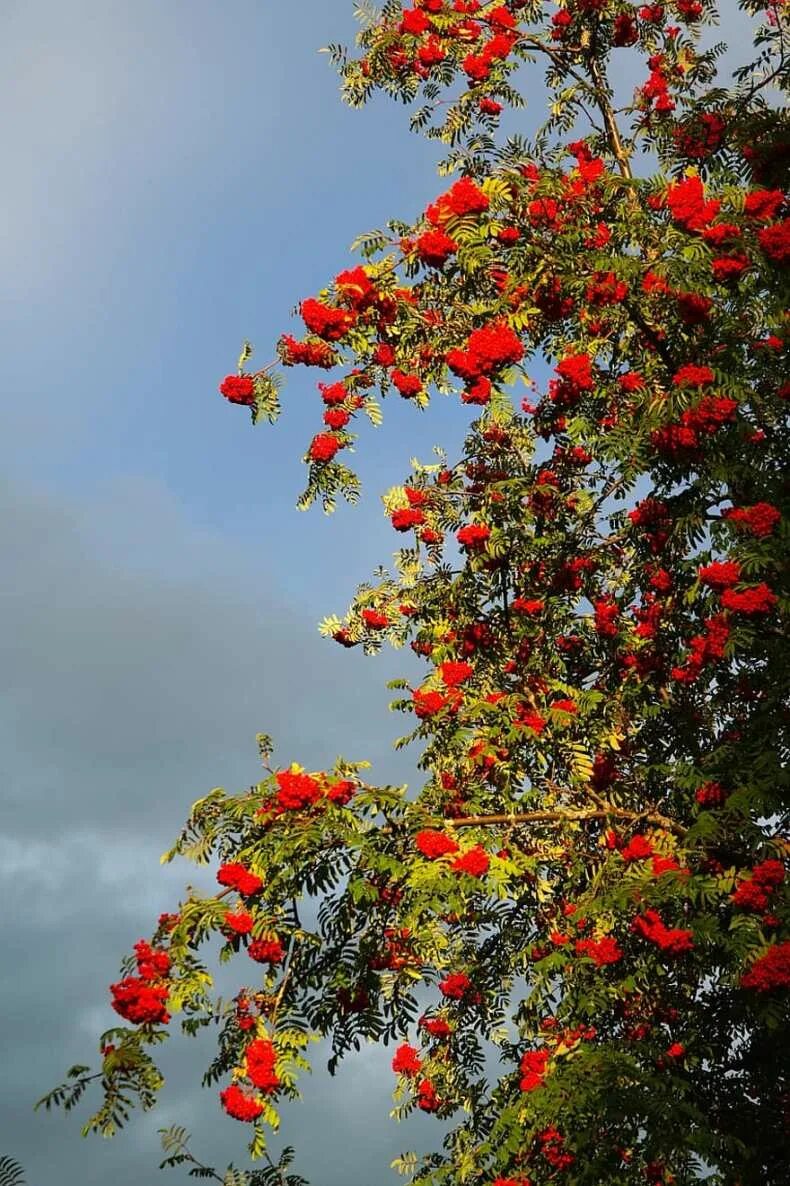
[39, 3, 789, 1185]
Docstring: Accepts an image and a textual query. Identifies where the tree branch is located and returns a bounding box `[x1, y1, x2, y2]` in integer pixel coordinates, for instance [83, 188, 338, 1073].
[442, 806, 685, 837]
[585, 53, 633, 181]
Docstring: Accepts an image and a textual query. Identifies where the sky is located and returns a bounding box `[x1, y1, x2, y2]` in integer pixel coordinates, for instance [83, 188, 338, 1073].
[0, 3, 757, 1184]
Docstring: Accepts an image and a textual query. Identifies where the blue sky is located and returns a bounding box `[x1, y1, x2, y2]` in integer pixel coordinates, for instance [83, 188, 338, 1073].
[0, 3, 757, 1184]
[1, 0, 473, 615]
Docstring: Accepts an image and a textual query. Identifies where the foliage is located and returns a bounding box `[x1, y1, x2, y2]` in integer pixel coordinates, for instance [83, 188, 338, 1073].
[0, 1158, 26, 1186]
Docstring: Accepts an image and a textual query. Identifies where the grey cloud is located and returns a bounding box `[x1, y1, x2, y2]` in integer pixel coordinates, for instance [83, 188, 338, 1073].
[0, 476, 423, 1185]
[0, 475, 415, 841]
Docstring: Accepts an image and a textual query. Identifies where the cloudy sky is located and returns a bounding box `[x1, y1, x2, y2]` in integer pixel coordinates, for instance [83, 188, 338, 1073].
[0, 3, 757, 1184]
